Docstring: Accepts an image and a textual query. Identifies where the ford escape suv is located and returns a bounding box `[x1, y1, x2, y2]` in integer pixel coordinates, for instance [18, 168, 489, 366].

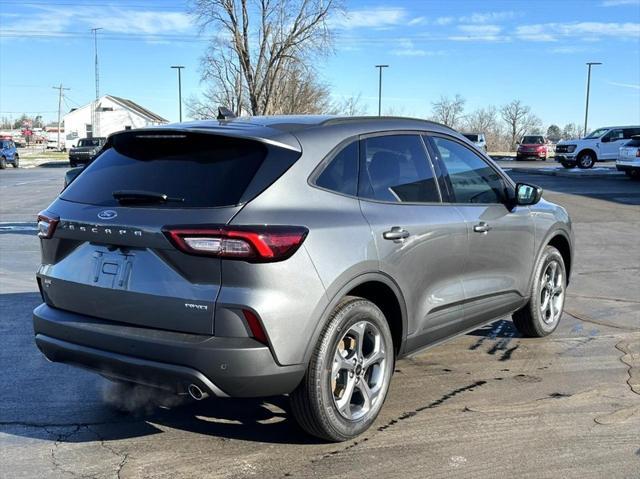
[33, 116, 573, 441]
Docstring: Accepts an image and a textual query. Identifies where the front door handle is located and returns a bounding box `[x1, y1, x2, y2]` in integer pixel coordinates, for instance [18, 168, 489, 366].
[383, 227, 410, 241]
[473, 222, 492, 233]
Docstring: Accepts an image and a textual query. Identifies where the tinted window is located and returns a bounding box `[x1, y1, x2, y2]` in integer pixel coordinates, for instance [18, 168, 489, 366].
[521, 136, 544, 144]
[431, 137, 506, 204]
[607, 129, 624, 141]
[315, 141, 358, 196]
[359, 135, 440, 203]
[623, 128, 640, 139]
[61, 132, 272, 208]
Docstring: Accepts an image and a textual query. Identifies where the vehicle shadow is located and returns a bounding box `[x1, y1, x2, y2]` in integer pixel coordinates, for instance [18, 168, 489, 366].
[0, 291, 322, 445]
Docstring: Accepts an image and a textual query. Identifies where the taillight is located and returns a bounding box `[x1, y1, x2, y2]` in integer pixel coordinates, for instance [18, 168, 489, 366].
[37, 211, 59, 239]
[636, 149, 640, 157]
[163, 225, 308, 262]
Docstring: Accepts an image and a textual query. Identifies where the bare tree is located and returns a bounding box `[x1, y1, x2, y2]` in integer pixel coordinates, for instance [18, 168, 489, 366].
[191, 0, 339, 116]
[331, 93, 368, 116]
[500, 100, 541, 150]
[431, 94, 466, 129]
[463, 106, 504, 151]
[562, 123, 583, 140]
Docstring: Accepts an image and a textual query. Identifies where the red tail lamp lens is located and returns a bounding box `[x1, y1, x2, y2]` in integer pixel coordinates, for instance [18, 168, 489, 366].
[164, 225, 308, 262]
[37, 211, 59, 239]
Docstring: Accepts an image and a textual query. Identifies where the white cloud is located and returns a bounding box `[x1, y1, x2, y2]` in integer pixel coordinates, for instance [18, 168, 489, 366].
[3, 5, 193, 37]
[607, 81, 640, 90]
[450, 24, 506, 42]
[516, 22, 640, 41]
[408, 16, 426, 26]
[434, 16, 454, 26]
[460, 11, 518, 24]
[390, 39, 445, 57]
[332, 7, 408, 29]
[601, 0, 640, 6]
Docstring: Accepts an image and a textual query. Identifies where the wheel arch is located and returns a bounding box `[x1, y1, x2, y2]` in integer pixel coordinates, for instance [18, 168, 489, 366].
[528, 228, 573, 292]
[302, 272, 408, 365]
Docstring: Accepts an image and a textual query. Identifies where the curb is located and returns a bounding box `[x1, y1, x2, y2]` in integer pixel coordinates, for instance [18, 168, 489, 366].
[525, 168, 623, 179]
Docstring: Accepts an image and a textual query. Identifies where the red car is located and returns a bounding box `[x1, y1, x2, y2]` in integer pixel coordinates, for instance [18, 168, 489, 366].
[517, 135, 549, 161]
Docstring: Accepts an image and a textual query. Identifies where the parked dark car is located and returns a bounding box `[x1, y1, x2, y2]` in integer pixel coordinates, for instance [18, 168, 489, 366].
[0, 139, 19, 168]
[68, 137, 106, 167]
[33, 116, 573, 441]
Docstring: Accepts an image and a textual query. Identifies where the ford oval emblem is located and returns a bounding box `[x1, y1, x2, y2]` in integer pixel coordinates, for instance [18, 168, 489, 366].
[97, 210, 118, 220]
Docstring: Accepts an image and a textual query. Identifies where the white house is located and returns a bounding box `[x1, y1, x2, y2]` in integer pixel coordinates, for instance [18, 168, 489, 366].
[63, 95, 168, 147]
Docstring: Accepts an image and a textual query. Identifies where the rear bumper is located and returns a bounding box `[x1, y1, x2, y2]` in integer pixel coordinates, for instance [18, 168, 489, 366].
[616, 160, 640, 171]
[517, 151, 546, 159]
[33, 303, 305, 398]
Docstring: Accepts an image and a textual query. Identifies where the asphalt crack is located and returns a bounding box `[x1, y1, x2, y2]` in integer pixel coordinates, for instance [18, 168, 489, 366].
[43, 425, 94, 479]
[615, 340, 639, 396]
[564, 310, 639, 332]
[290, 379, 488, 477]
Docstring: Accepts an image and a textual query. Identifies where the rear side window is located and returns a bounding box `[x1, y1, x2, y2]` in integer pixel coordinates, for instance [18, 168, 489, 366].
[61, 132, 280, 208]
[315, 141, 358, 196]
[358, 135, 440, 203]
[623, 128, 640, 139]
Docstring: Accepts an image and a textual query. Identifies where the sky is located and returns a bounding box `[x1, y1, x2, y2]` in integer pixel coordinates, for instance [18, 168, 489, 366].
[0, 0, 639, 129]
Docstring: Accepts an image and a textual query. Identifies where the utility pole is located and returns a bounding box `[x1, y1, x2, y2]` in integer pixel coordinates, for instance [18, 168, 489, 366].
[53, 84, 70, 149]
[584, 62, 602, 137]
[171, 66, 185, 122]
[375, 65, 389, 116]
[91, 27, 102, 137]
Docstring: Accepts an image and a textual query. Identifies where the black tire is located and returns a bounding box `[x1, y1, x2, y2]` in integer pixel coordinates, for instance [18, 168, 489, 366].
[0, 156, 6, 169]
[290, 296, 395, 442]
[513, 246, 566, 338]
[69, 162, 77, 168]
[577, 151, 595, 169]
[11, 155, 19, 168]
[561, 162, 576, 169]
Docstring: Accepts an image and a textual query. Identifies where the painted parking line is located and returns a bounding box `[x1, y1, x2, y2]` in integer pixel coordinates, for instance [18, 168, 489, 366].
[0, 222, 38, 232]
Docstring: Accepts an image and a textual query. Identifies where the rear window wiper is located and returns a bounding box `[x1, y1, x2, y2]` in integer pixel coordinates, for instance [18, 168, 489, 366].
[113, 190, 185, 205]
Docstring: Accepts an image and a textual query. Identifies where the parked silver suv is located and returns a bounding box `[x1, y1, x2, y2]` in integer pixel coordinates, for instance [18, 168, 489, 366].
[33, 116, 573, 441]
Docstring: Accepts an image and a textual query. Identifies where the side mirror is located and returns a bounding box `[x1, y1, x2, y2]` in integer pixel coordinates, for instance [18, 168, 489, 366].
[515, 182, 542, 206]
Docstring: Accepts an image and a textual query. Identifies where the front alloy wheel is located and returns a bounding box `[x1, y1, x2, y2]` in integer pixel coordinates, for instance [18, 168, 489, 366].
[577, 152, 595, 169]
[513, 245, 566, 337]
[291, 296, 394, 441]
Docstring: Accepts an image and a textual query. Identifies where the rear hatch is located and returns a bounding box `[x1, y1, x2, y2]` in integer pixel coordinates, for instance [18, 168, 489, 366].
[38, 129, 300, 335]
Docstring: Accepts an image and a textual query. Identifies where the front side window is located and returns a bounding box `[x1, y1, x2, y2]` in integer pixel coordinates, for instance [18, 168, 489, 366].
[430, 136, 507, 204]
[315, 141, 358, 196]
[358, 134, 440, 203]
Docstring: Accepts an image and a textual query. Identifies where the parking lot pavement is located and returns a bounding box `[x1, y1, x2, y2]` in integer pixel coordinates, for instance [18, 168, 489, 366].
[1, 166, 639, 478]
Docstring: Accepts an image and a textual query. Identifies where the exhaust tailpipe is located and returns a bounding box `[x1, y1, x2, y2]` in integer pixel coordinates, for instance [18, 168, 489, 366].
[188, 383, 209, 401]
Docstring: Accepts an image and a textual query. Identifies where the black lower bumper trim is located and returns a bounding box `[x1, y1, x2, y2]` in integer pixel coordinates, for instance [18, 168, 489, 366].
[33, 303, 306, 397]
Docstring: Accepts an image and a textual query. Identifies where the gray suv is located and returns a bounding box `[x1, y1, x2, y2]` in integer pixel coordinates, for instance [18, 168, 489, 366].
[33, 116, 573, 441]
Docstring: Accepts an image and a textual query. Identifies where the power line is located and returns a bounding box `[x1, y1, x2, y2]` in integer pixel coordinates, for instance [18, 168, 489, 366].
[53, 84, 71, 147]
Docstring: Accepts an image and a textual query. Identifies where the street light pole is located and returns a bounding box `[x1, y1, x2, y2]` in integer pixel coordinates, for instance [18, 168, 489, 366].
[584, 62, 602, 137]
[375, 65, 389, 116]
[171, 66, 185, 122]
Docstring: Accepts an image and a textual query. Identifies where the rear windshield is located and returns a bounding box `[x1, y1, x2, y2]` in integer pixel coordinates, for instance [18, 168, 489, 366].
[463, 134, 479, 142]
[61, 132, 271, 208]
[78, 138, 103, 147]
[521, 136, 544, 144]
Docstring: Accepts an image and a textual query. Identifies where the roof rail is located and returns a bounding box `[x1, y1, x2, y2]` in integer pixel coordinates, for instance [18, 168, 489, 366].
[320, 116, 457, 132]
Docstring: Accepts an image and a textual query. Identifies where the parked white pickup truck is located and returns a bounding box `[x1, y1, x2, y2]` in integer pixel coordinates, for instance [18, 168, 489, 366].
[555, 125, 640, 169]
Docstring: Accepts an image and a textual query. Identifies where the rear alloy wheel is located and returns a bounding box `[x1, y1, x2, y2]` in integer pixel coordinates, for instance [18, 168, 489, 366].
[577, 151, 595, 169]
[11, 155, 19, 168]
[290, 296, 394, 441]
[0, 156, 6, 169]
[513, 246, 566, 337]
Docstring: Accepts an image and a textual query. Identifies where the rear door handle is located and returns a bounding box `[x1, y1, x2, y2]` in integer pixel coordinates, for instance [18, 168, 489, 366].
[383, 227, 410, 241]
[473, 222, 492, 233]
